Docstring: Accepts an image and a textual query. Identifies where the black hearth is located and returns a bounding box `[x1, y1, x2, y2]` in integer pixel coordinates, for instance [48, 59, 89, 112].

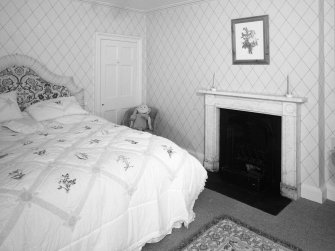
[205, 108, 291, 215]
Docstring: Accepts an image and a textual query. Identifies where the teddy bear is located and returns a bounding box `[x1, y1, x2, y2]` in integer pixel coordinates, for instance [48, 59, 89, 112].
[129, 104, 153, 131]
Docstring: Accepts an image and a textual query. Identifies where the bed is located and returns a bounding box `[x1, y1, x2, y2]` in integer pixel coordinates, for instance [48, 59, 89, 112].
[0, 54, 207, 251]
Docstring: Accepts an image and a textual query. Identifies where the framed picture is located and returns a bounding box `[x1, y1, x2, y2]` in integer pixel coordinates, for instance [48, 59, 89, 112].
[231, 15, 269, 65]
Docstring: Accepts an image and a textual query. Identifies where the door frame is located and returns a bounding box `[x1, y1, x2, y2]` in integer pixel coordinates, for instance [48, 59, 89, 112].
[94, 32, 143, 116]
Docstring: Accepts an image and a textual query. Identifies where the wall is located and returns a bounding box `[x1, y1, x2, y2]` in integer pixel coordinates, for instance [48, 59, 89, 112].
[146, 0, 335, 202]
[325, 0, 335, 200]
[0, 0, 147, 112]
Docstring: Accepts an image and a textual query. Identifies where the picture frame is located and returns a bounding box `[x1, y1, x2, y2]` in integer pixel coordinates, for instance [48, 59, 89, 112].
[231, 15, 269, 65]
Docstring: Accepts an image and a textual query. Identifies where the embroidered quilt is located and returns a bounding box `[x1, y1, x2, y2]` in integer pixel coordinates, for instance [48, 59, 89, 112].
[0, 114, 207, 251]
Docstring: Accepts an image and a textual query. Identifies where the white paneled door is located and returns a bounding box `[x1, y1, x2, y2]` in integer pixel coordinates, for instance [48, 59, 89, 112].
[95, 33, 142, 124]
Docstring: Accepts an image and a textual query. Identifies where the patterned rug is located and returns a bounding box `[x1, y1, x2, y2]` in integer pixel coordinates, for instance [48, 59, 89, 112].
[179, 215, 302, 251]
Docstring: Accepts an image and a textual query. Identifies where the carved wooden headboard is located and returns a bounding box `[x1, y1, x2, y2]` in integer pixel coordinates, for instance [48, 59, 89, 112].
[0, 54, 84, 110]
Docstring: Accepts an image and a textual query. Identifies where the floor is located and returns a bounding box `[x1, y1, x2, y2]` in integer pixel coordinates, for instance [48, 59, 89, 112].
[143, 188, 335, 251]
[205, 171, 292, 215]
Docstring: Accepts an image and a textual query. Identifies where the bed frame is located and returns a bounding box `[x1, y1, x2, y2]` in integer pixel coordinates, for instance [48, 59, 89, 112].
[0, 54, 84, 107]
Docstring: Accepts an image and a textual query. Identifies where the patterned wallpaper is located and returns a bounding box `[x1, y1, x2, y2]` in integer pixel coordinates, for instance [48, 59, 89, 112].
[146, 0, 335, 200]
[0, 0, 146, 112]
[325, 0, 335, 197]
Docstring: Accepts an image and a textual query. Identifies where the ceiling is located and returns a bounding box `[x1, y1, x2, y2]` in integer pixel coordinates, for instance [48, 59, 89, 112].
[80, 0, 205, 12]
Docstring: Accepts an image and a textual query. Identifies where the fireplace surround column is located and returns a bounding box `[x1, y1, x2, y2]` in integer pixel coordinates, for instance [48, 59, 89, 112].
[204, 94, 220, 172]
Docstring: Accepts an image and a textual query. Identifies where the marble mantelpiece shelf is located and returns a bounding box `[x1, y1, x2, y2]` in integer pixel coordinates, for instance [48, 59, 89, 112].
[197, 89, 307, 104]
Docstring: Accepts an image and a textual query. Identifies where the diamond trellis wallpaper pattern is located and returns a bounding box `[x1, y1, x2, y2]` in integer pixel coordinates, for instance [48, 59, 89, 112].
[0, 0, 147, 112]
[325, 0, 335, 198]
[146, 0, 335, 201]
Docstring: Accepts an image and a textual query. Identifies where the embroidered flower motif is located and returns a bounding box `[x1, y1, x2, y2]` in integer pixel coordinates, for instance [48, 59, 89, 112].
[34, 150, 46, 156]
[54, 100, 62, 105]
[125, 139, 138, 144]
[23, 140, 33, 145]
[58, 173, 76, 193]
[84, 126, 91, 130]
[75, 152, 88, 160]
[162, 145, 175, 158]
[117, 155, 133, 171]
[9, 169, 25, 180]
[89, 139, 100, 144]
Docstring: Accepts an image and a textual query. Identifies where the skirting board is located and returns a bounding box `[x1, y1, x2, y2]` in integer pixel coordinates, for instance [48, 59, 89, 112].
[301, 183, 326, 203]
[327, 182, 335, 201]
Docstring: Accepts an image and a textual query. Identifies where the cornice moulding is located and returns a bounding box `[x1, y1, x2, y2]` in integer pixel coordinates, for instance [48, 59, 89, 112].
[145, 0, 208, 13]
[77, 0, 212, 13]
[78, 0, 146, 12]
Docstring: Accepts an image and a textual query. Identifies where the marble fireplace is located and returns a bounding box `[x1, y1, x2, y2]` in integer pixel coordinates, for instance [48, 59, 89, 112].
[198, 90, 307, 200]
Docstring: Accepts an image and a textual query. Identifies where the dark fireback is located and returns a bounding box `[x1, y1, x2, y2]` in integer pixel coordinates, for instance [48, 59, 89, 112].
[219, 109, 281, 193]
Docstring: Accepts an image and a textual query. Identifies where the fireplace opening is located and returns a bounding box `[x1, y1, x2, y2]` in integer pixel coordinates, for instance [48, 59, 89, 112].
[219, 109, 281, 194]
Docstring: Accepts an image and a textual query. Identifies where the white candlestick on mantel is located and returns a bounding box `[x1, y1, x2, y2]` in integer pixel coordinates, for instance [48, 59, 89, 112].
[210, 72, 216, 91]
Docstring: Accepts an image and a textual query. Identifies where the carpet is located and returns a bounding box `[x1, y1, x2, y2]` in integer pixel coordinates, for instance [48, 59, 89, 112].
[178, 215, 302, 251]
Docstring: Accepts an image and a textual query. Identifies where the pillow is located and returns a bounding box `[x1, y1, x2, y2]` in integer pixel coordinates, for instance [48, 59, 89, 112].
[2, 115, 44, 134]
[0, 92, 23, 122]
[26, 96, 88, 121]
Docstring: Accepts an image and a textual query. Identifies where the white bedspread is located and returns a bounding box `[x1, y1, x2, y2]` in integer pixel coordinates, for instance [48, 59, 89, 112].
[0, 114, 207, 251]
